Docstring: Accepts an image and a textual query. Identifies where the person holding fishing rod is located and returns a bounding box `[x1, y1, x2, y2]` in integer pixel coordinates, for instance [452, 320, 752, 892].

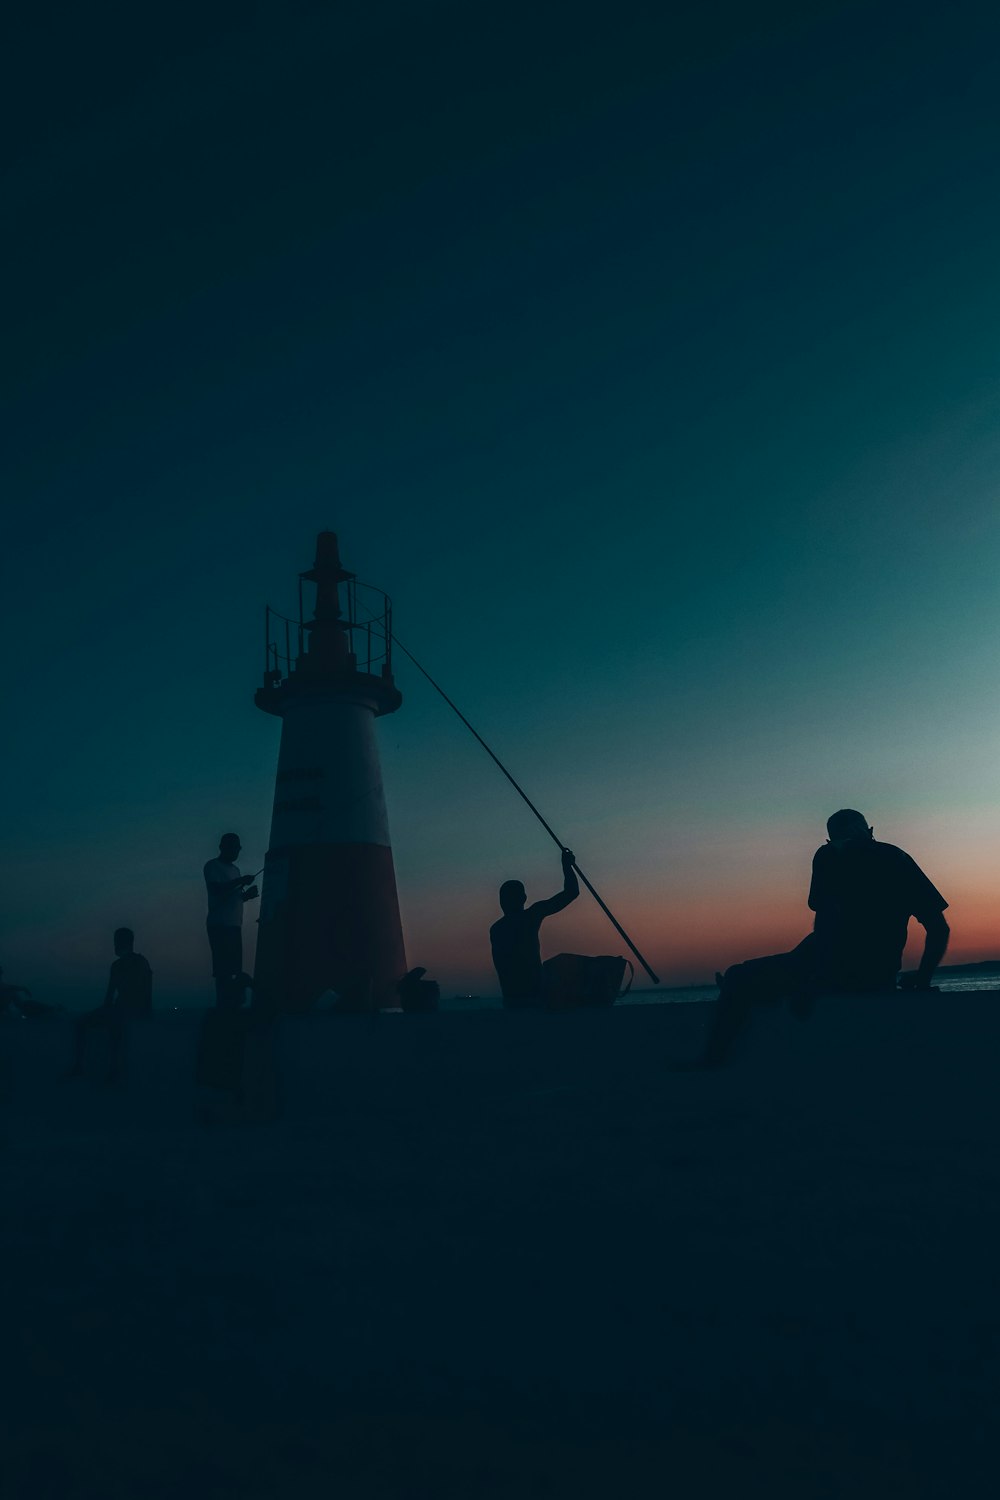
[204, 833, 259, 1005]
[490, 848, 580, 1007]
[391, 632, 660, 997]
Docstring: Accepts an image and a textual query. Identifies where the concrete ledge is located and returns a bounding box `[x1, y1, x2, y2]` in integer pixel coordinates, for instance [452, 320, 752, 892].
[3, 989, 999, 1132]
[2, 992, 998, 1498]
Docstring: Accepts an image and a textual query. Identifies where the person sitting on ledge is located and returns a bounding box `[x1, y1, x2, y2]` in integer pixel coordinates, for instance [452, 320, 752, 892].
[702, 809, 950, 1067]
[490, 848, 579, 1008]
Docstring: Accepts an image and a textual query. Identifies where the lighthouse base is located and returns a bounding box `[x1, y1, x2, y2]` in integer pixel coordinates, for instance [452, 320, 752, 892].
[253, 843, 407, 1014]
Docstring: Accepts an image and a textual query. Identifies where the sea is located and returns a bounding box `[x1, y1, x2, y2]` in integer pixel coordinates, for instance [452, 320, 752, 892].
[441, 970, 1000, 1010]
[48, 969, 998, 1014]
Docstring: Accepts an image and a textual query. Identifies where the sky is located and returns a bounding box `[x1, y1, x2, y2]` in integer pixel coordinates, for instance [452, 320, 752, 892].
[4, 1, 1000, 1002]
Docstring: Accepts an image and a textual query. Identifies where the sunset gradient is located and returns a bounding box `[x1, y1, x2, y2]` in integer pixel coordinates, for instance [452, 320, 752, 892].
[4, 4, 1000, 1001]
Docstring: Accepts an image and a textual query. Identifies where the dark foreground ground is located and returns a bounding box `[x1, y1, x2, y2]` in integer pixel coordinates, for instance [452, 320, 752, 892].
[2, 993, 998, 1499]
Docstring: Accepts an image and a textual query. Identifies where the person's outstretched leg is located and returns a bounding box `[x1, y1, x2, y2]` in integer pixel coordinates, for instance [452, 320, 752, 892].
[700, 941, 815, 1066]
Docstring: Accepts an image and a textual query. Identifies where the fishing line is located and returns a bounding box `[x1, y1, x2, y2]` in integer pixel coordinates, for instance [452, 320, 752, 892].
[391, 634, 659, 984]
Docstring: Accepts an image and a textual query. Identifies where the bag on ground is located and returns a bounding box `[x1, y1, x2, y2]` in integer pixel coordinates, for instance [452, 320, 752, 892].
[542, 954, 634, 1010]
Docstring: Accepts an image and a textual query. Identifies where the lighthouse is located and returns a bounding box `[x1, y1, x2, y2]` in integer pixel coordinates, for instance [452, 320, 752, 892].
[253, 532, 407, 1013]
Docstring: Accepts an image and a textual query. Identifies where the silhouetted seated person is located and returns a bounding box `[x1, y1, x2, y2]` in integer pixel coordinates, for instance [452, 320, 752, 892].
[491, 848, 580, 1008]
[67, 928, 153, 1083]
[702, 809, 949, 1066]
[396, 967, 440, 1012]
[204, 833, 258, 1005]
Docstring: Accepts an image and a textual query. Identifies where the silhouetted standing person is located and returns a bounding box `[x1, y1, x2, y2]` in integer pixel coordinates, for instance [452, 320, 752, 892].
[703, 809, 949, 1065]
[204, 833, 258, 1005]
[67, 928, 153, 1082]
[491, 848, 580, 1007]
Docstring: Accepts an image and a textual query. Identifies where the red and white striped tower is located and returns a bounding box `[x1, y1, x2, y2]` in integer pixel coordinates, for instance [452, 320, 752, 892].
[253, 532, 406, 1013]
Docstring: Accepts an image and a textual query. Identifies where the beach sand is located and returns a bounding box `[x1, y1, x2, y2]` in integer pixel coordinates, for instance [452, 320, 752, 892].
[2, 993, 997, 1498]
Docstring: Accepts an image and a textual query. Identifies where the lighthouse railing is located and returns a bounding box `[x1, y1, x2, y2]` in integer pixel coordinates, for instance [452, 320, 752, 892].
[262, 581, 394, 682]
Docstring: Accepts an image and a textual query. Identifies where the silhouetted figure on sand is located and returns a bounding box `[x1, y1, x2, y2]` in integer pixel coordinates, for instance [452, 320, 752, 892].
[702, 809, 949, 1066]
[66, 928, 152, 1083]
[204, 833, 258, 1004]
[491, 848, 579, 1007]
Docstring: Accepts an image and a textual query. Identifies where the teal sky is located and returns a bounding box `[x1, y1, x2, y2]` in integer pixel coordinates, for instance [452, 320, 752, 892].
[4, 2, 999, 1000]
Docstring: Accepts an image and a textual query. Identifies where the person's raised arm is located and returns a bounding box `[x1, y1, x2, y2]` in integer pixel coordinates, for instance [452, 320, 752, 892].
[532, 848, 580, 917]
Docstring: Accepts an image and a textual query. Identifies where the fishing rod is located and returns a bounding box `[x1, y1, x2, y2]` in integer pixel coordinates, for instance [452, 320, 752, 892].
[391, 634, 660, 985]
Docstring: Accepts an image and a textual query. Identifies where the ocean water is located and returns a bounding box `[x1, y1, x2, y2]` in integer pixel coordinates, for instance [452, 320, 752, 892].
[41, 971, 998, 1015]
[439, 984, 714, 1010]
[934, 973, 1000, 994]
[440, 972, 1000, 1010]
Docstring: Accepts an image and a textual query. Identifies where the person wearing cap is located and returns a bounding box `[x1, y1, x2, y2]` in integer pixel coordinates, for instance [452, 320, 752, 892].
[701, 809, 950, 1065]
[204, 833, 258, 1005]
